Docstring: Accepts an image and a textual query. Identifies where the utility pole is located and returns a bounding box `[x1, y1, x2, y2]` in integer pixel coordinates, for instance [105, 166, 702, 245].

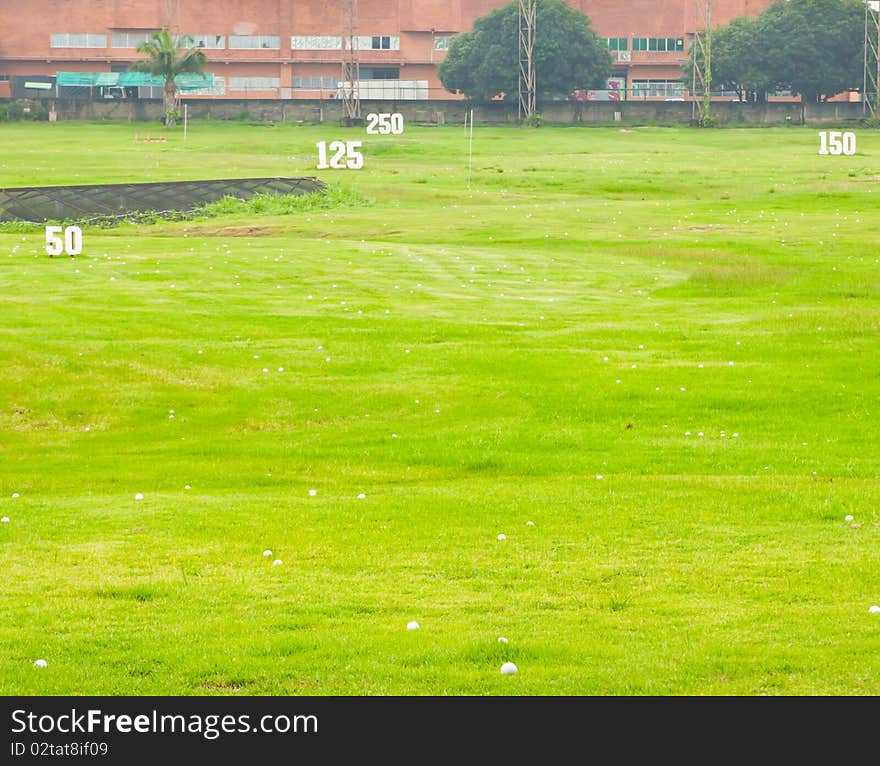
[691, 0, 712, 126]
[163, 0, 180, 34]
[518, 0, 536, 124]
[864, 0, 880, 118]
[340, 0, 361, 124]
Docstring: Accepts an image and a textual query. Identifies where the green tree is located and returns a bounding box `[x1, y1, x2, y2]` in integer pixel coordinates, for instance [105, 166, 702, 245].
[684, 16, 780, 101]
[685, 0, 865, 104]
[130, 29, 207, 126]
[761, 0, 864, 103]
[438, 0, 612, 102]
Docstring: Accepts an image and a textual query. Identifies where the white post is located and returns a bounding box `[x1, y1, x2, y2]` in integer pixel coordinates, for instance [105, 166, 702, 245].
[183, 103, 188, 141]
[467, 109, 474, 190]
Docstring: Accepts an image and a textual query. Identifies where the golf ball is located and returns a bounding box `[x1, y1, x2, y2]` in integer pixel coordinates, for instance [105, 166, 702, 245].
[406, 621, 420, 631]
[497, 637, 508, 644]
[1, 517, 8, 523]
[135, 493, 144, 501]
[497, 534, 507, 541]
[500, 662, 518, 675]
[870, 605, 880, 614]
[33, 659, 48, 668]
[357, 493, 366, 499]
[845, 515, 854, 522]
[263, 550, 272, 557]
[12, 493, 19, 498]
[525, 521, 535, 527]
[308, 489, 317, 497]
[272, 559, 283, 566]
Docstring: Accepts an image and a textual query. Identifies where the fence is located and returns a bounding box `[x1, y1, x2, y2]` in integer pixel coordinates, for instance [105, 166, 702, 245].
[0, 96, 868, 126]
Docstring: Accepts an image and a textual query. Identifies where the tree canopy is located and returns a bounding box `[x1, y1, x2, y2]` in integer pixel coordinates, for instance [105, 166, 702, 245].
[438, 0, 612, 102]
[130, 29, 207, 125]
[685, 0, 865, 102]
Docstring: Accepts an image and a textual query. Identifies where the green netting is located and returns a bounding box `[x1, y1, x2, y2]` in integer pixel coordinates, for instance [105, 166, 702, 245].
[55, 72, 214, 90]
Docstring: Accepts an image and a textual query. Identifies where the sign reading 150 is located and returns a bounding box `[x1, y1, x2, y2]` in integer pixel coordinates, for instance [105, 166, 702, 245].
[818, 131, 856, 156]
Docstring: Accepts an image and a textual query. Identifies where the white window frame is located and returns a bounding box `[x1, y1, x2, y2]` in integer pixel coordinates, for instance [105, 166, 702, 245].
[228, 76, 281, 91]
[50, 33, 107, 48]
[291, 36, 342, 50]
[292, 76, 338, 90]
[348, 35, 399, 51]
[187, 34, 226, 50]
[229, 35, 280, 50]
[110, 31, 156, 48]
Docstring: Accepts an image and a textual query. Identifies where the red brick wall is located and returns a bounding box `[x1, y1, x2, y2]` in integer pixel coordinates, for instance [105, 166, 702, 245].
[0, 1, 779, 99]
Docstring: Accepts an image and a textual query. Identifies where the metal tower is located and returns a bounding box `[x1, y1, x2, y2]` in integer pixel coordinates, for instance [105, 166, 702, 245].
[518, 0, 536, 123]
[691, 0, 713, 125]
[864, 1, 880, 118]
[340, 0, 361, 123]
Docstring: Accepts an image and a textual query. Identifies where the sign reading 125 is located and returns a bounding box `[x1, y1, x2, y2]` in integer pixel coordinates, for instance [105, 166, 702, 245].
[818, 131, 856, 156]
[316, 140, 363, 170]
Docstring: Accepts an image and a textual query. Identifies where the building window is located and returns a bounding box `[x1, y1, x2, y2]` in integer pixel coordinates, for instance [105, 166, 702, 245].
[187, 74, 226, 96]
[292, 76, 338, 89]
[630, 79, 685, 98]
[359, 67, 400, 80]
[604, 38, 628, 51]
[229, 35, 280, 50]
[632, 37, 684, 52]
[228, 76, 281, 91]
[110, 31, 156, 48]
[349, 35, 399, 50]
[50, 33, 107, 48]
[433, 35, 453, 50]
[291, 36, 342, 50]
[187, 34, 226, 50]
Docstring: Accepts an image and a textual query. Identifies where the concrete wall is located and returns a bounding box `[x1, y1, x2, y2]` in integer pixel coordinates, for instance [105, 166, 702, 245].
[28, 97, 867, 126]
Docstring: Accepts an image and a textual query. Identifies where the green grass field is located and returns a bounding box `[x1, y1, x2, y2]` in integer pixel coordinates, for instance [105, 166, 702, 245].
[1, 120, 878, 695]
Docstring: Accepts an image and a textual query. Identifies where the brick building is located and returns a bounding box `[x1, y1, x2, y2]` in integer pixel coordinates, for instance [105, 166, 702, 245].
[0, 1, 775, 101]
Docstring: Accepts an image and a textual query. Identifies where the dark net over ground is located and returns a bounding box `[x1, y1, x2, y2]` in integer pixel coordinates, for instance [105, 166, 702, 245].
[0, 176, 325, 222]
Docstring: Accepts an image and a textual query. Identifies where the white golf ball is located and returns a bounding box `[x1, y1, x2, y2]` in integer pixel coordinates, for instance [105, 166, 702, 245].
[135, 493, 144, 501]
[525, 521, 535, 527]
[184, 485, 191, 490]
[33, 659, 48, 668]
[500, 662, 518, 675]
[497, 533, 507, 541]
[497, 636, 508, 644]
[272, 559, 283, 566]
[263, 550, 272, 557]
[406, 621, 420, 631]
[1, 516, 8, 523]
[308, 489, 317, 497]
[869, 605, 880, 614]
[357, 493, 366, 499]
[12, 492, 19, 498]
[845, 515, 854, 522]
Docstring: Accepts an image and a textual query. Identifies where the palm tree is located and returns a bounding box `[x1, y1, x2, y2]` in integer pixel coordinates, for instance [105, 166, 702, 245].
[130, 29, 207, 127]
